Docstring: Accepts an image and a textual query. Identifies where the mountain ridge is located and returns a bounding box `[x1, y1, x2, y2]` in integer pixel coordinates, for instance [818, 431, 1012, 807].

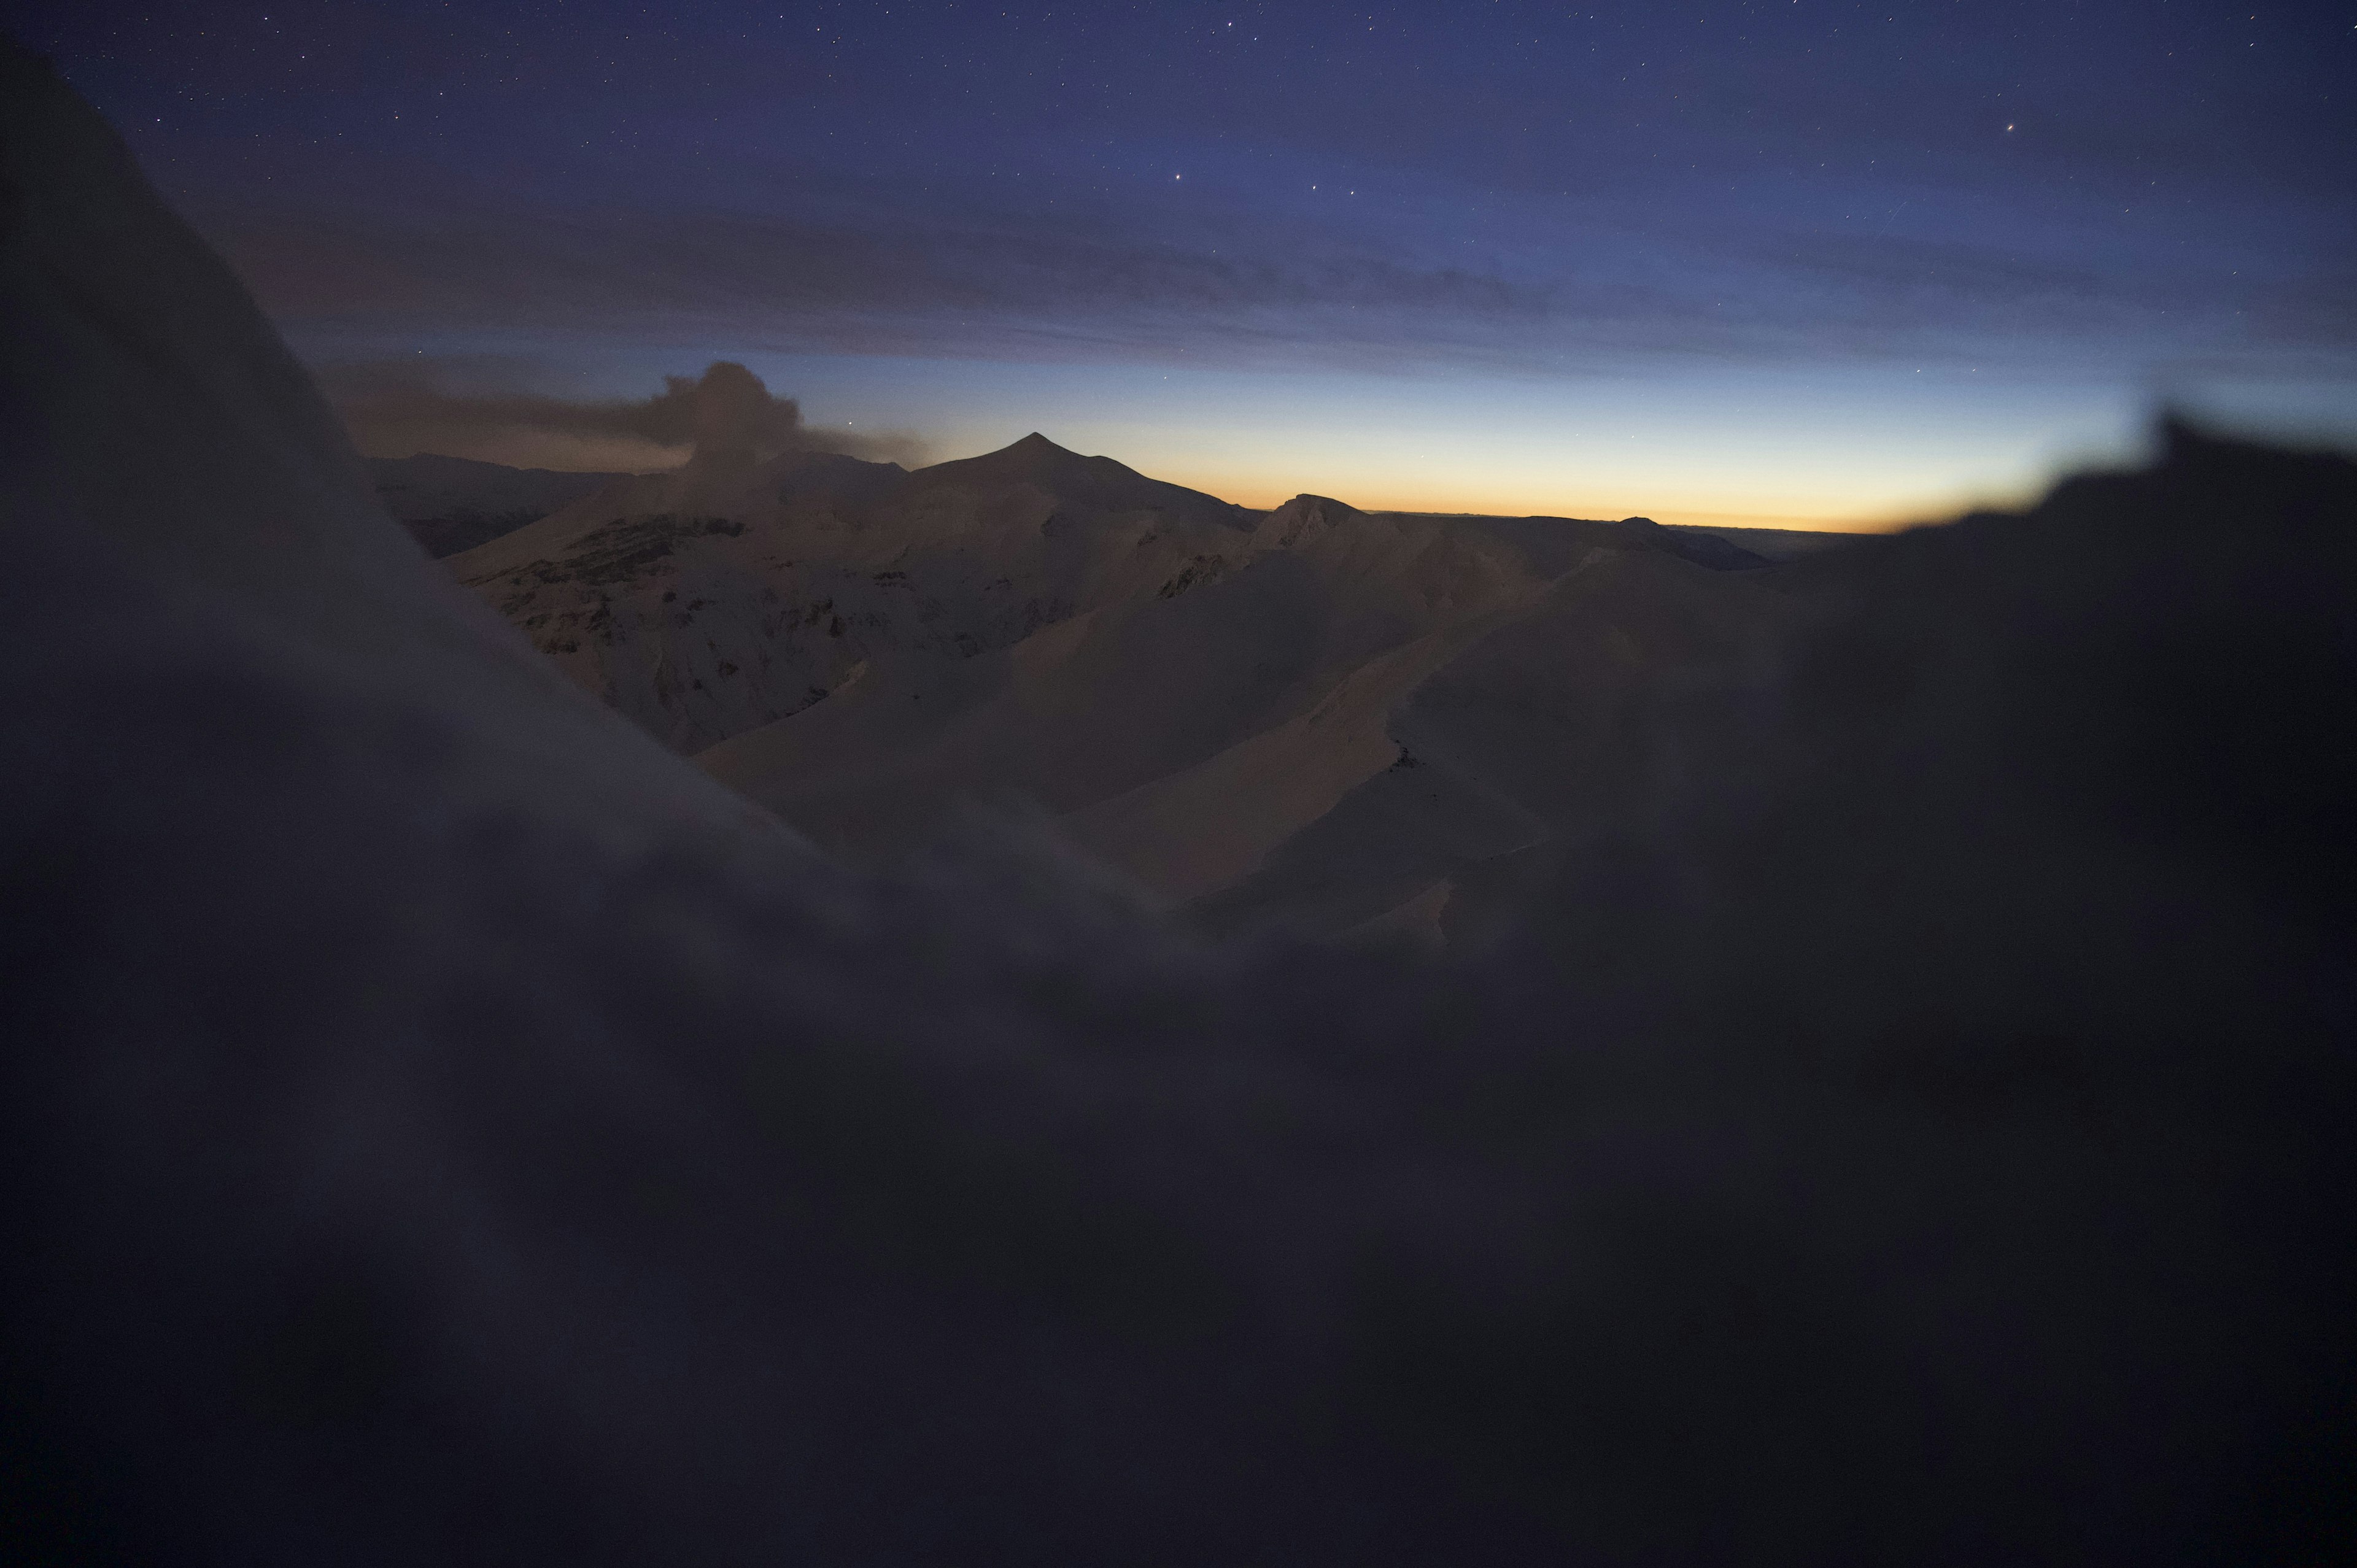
[416, 426, 1798, 930]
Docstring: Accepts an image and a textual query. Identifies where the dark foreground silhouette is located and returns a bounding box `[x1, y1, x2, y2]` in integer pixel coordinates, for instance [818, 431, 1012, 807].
[2, 39, 2351, 1566]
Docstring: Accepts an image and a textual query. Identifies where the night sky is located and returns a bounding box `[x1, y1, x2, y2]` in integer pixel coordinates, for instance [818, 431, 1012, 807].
[18, 1, 2355, 526]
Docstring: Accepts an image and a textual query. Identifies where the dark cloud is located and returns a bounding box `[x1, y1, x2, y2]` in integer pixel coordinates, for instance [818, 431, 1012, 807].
[325, 359, 926, 470]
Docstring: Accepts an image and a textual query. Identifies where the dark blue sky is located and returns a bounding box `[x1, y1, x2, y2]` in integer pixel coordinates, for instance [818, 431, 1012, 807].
[20, 1, 2356, 523]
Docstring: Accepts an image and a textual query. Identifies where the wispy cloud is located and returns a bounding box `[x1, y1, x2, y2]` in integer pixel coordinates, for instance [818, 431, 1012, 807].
[214, 192, 1564, 368]
[195, 150, 2353, 387]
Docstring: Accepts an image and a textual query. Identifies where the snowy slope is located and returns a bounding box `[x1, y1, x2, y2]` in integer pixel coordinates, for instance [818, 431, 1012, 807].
[699, 487, 1788, 926]
[0, 44, 786, 859]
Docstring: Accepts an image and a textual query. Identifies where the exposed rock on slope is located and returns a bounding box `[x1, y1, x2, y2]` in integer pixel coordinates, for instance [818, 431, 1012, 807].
[444, 432, 1260, 754]
[6, 41, 2352, 1568]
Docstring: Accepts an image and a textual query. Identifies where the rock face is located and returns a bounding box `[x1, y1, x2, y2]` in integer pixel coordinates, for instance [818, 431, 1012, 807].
[5, 38, 2355, 1568]
[366, 454, 627, 558]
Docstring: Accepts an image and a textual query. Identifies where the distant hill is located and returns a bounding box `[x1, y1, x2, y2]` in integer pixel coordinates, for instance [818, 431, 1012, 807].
[366, 453, 626, 557]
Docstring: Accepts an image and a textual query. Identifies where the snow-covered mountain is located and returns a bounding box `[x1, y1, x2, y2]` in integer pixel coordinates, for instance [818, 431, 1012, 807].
[449, 428, 1787, 938]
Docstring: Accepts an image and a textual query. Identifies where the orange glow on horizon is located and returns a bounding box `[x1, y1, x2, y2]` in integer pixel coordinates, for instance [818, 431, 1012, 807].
[1159, 469, 1976, 535]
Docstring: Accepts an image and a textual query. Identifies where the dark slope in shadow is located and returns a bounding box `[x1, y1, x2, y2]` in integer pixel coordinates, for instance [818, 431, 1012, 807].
[366, 454, 628, 558]
[3, 38, 2353, 1568]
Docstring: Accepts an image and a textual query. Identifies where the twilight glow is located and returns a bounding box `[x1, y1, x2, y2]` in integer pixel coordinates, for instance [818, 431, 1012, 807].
[23, 0, 2354, 528]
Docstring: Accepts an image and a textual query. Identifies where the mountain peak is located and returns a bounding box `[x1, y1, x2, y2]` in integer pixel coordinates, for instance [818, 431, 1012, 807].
[903, 430, 1126, 493]
[991, 431, 1095, 472]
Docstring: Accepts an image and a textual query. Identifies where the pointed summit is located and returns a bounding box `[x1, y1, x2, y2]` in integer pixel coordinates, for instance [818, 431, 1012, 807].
[902, 430, 1154, 501]
[885, 432, 1251, 531]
